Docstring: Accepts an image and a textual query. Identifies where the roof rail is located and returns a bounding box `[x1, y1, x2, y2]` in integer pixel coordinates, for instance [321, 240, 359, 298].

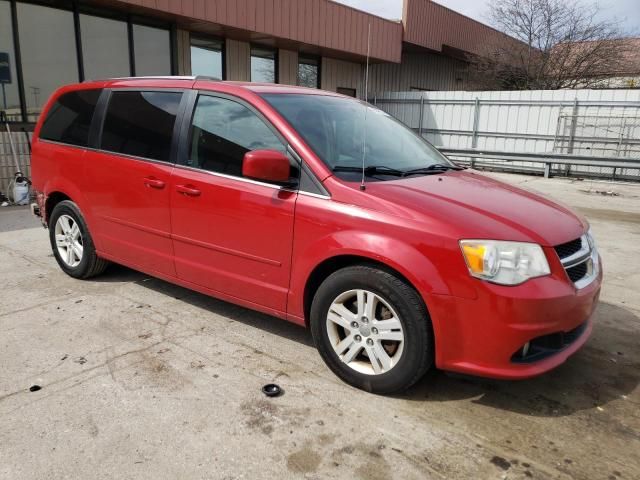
[82, 75, 198, 83]
[195, 75, 222, 81]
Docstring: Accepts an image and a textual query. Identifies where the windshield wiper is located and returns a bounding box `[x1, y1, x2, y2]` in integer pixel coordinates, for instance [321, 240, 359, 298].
[333, 165, 405, 177]
[402, 164, 465, 176]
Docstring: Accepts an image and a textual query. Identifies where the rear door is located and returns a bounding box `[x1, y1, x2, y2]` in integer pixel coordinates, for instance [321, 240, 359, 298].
[169, 92, 299, 313]
[84, 88, 185, 277]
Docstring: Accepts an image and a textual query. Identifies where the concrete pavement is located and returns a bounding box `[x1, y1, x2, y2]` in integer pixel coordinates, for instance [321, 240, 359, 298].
[0, 173, 638, 480]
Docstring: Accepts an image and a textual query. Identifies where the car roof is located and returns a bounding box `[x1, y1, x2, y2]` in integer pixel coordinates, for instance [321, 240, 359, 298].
[78, 76, 343, 97]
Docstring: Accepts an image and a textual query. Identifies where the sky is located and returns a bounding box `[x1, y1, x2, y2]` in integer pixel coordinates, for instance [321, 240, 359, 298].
[335, 0, 640, 36]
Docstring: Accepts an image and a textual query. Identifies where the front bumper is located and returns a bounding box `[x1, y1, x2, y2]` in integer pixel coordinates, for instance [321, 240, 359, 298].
[428, 258, 602, 380]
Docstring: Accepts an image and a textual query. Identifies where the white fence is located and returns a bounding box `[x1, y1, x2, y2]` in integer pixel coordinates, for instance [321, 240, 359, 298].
[370, 89, 640, 180]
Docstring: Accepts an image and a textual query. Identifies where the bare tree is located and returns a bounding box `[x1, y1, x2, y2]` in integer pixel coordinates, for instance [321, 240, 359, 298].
[471, 0, 633, 90]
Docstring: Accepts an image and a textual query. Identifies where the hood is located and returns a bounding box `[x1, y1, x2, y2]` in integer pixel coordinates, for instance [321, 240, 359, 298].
[361, 171, 587, 246]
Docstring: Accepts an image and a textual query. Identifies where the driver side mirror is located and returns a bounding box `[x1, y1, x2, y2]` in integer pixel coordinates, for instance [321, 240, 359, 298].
[242, 149, 292, 185]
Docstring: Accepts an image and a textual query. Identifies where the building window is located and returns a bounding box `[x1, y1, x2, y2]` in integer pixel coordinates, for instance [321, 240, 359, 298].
[0, 1, 21, 121]
[251, 46, 277, 83]
[80, 14, 130, 80]
[3, 2, 176, 123]
[133, 24, 171, 76]
[190, 37, 224, 79]
[337, 87, 356, 97]
[17, 2, 79, 122]
[297, 55, 320, 89]
[100, 91, 182, 162]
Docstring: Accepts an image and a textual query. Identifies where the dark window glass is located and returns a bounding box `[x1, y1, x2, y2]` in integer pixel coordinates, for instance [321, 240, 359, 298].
[133, 25, 171, 76]
[17, 3, 79, 122]
[251, 46, 277, 83]
[191, 37, 223, 79]
[298, 56, 319, 89]
[80, 14, 130, 80]
[0, 0, 21, 121]
[337, 87, 356, 97]
[39, 90, 101, 147]
[101, 91, 182, 162]
[188, 95, 291, 179]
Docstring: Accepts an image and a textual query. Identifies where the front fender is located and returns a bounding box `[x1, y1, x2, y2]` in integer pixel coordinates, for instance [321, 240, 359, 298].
[287, 229, 451, 322]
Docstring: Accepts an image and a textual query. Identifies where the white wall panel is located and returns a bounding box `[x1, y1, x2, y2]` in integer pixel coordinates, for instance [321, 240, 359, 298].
[372, 89, 640, 178]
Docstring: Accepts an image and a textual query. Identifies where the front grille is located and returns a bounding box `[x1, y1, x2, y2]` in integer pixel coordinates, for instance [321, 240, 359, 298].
[553, 234, 597, 288]
[554, 238, 582, 260]
[567, 262, 588, 282]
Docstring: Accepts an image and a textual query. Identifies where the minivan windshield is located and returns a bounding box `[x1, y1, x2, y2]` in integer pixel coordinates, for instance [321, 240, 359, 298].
[261, 93, 454, 180]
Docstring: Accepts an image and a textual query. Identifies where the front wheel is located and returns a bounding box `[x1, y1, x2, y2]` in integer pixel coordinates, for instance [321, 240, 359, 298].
[310, 265, 433, 394]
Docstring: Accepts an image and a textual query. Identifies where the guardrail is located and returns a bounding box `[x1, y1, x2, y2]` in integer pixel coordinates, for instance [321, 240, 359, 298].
[439, 147, 640, 180]
[370, 89, 640, 181]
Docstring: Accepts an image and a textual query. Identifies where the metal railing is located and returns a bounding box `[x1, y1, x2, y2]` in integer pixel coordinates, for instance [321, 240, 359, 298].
[441, 147, 640, 180]
[370, 90, 640, 181]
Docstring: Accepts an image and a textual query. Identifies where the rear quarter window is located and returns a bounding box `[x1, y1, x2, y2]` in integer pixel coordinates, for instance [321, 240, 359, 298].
[39, 89, 102, 147]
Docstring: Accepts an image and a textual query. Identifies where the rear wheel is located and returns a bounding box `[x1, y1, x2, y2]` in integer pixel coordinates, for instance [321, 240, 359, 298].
[48, 200, 108, 279]
[310, 265, 433, 394]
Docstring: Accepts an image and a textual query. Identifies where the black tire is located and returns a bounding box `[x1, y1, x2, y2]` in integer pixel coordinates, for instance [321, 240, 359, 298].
[310, 265, 433, 394]
[48, 200, 109, 279]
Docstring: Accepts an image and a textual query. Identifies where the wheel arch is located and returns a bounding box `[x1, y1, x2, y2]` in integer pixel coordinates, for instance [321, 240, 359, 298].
[44, 191, 73, 224]
[302, 254, 434, 329]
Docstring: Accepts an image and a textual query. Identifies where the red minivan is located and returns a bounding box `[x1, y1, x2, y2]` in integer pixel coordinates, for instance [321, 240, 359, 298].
[31, 77, 602, 393]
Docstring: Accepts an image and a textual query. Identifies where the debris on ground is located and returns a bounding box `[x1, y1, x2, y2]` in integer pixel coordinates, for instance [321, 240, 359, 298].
[190, 360, 205, 369]
[580, 189, 620, 196]
[262, 384, 283, 397]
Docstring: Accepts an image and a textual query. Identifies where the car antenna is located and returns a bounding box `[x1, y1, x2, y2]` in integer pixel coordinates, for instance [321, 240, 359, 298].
[360, 21, 371, 192]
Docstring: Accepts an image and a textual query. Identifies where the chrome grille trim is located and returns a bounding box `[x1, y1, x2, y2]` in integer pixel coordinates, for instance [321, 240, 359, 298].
[559, 236, 591, 268]
[556, 233, 599, 289]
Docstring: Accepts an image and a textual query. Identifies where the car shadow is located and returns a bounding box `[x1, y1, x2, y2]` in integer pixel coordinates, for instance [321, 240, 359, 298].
[92, 264, 314, 347]
[399, 301, 640, 417]
[93, 265, 638, 417]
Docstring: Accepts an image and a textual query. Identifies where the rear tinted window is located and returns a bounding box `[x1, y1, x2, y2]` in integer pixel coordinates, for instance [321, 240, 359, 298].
[100, 90, 182, 162]
[39, 89, 101, 147]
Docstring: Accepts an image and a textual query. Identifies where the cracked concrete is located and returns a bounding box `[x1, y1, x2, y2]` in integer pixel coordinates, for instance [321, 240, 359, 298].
[0, 172, 639, 479]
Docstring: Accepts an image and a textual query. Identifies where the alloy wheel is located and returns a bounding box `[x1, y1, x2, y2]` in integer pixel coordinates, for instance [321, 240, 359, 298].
[326, 289, 405, 375]
[54, 214, 83, 268]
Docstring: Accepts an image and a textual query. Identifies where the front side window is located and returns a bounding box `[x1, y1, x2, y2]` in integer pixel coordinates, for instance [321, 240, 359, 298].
[188, 95, 289, 179]
[100, 90, 182, 162]
[251, 46, 277, 83]
[39, 89, 101, 147]
[261, 93, 451, 180]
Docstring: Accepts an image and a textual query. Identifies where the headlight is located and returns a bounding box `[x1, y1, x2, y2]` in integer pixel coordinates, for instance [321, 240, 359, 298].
[459, 240, 551, 285]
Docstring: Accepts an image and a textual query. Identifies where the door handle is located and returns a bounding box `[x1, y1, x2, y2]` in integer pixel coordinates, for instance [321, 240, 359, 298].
[143, 177, 165, 189]
[176, 184, 201, 197]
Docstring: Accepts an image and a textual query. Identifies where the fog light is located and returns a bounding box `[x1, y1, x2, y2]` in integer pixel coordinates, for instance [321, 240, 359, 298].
[522, 342, 530, 357]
